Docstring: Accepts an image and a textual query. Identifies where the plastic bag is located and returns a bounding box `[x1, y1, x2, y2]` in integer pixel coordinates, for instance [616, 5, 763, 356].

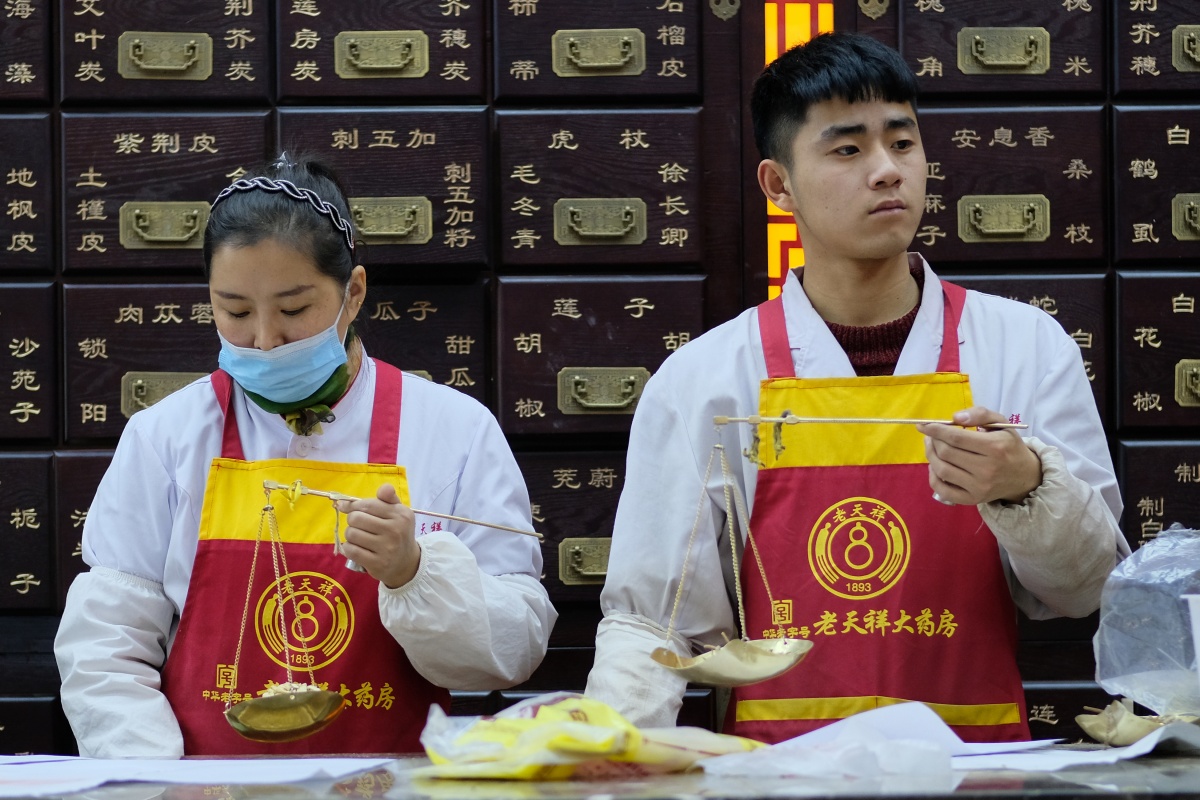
[1094, 524, 1200, 716]
[413, 691, 761, 780]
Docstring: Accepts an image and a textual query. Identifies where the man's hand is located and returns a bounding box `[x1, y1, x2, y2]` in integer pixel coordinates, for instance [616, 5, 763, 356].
[336, 484, 421, 589]
[916, 406, 1042, 506]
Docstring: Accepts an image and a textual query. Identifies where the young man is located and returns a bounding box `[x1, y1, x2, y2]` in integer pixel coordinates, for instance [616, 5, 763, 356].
[585, 32, 1127, 743]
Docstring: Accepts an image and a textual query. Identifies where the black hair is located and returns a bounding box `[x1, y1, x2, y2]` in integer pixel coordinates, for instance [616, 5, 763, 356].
[203, 153, 357, 284]
[751, 32, 920, 166]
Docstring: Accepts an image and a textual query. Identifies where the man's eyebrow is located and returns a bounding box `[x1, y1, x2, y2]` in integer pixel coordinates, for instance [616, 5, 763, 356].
[819, 116, 917, 141]
[885, 116, 918, 131]
[819, 123, 866, 141]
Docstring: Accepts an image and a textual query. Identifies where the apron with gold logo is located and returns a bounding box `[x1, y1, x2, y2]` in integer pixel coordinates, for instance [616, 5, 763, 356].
[161, 360, 449, 754]
[728, 282, 1028, 743]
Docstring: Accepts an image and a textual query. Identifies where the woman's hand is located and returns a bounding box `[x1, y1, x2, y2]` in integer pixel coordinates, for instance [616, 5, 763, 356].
[337, 484, 421, 589]
[916, 406, 1042, 506]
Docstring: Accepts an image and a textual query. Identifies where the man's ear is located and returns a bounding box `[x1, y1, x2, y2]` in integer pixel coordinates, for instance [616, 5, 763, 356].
[757, 159, 795, 213]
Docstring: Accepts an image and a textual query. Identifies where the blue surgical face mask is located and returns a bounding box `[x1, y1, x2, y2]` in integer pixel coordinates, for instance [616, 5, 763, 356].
[217, 303, 348, 404]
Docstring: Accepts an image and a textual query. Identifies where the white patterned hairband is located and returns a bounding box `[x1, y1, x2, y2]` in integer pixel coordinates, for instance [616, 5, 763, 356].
[211, 176, 356, 254]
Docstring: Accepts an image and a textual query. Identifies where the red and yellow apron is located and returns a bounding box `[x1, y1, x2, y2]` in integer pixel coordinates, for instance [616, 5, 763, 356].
[727, 282, 1028, 744]
[161, 360, 449, 755]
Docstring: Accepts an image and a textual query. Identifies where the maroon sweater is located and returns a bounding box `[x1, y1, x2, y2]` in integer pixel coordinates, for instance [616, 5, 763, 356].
[823, 266, 925, 377]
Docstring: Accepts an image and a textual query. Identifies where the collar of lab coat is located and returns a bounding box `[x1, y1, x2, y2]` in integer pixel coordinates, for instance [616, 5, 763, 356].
[779, 253, 952, 378]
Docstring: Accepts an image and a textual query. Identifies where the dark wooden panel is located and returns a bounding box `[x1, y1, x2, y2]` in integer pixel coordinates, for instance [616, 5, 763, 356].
[0, 0, 50, 103]
[516, 451, 623, 604]
[275, 0, 486, 101]
[494, 0, 700, 100]
[59, 0, 271, 102]
[899, 0, 1104, 96]
[1018, 640, 1097, 683]
[61, 111, 271, 271]
[277, 107, 489, 267]
[0, 283, 55, 441]
[1115, 0, 1200, 97]
[356, 281, 487, 405]
[1119, 440, 1200, 550]
[63, 283, 216, 441]
[0, 115, 54, 274]
[0, 697, 58, 755]
[918, 106, 1106, 264]
[943, 273, 1109, 428]
[1113, 105, 1200, 262]
[1116, 272, 1200, 431]
[53, 450, 113, 609]
[1023, 682, 1115, 744]
[0, 453, 53, 611]
[496, 275, 704, 435]
[496, 109, 702, 267]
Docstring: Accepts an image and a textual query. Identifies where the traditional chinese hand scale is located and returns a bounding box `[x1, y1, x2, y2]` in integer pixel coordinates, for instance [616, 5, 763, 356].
[650, 422, 813, 687]
[224, 479, 544, 741]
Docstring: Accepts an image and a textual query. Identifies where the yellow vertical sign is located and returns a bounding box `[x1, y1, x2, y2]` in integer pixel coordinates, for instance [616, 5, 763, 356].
[763, 3, 836, 300]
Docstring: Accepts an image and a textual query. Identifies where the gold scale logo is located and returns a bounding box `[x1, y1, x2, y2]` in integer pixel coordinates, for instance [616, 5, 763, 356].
[807, 496, 909, 600]
[254, 571, 355, 671]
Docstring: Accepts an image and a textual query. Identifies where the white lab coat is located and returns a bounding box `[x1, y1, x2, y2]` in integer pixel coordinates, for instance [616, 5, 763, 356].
[586, 257, 1128, 728]
[55, 353, 557, 757]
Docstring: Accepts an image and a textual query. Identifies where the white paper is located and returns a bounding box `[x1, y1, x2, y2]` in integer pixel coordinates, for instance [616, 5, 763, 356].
[951, 720, 1200, 771]
[0, 757, 394, 798]
[701, 703, 1060, 779]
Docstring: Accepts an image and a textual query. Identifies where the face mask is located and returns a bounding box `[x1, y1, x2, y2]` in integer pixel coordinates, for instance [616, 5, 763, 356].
[217, 303, 348, 404]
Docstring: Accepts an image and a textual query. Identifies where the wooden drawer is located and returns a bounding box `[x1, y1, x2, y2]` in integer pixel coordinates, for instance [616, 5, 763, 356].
[0, 115, 54, 275]
[496, 109, 701, 266]
[1115, 0, 1200, 96]
[277, 108, 489, 267]
[943, 273, 1109, 427]
[0, 453, 53, 611]
[54, 450, 113, 609]
[63, 284, 215, 441]
[59, 0, 271, 102]
[61, 111, 271, 272]
[496, 275, 704, 435]
[0, 283, 55, 441]
[494, 0, 700, 100]
[1116, 271, 1200, 431]
[918, 106, 1105, 263]
[356, 281, 487, 405]
[899, 0, 1104, 96]
[0, 696, 59, 755]
[515, 451, 623, 604]
[275, 0, 486, 101]
[1113, 105, 1200, 262]
[0, 1, 50, 103]
[1119, 440, 1200, 550]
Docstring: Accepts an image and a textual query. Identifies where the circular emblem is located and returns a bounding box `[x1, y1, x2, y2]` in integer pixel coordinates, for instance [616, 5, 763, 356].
[808, 497, 910, 600]
[254, 571, 354, 671]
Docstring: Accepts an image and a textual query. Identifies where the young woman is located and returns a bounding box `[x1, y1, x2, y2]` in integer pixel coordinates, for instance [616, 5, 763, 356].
[55, 156, 556, 757]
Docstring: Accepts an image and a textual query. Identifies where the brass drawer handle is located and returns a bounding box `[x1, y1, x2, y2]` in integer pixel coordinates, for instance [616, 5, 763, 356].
[1183, 31, 1200, 65]
[566, 203, 638, 238]
[352, 204, 418, 237]
[956, 194, 1050, 243]
[1171, 194, 1200, 241]
[566, 35, 635, 69]
[558, 537, 611, 585]
[346, 38, 414, 71]
[132, 208, 201, 243]
[129, 38, 200, 72]
[970, 34, 1039, 68]
[968, 202, 1038, 235]
[557, 366, 650, 415]
[571, 375, 638, 409]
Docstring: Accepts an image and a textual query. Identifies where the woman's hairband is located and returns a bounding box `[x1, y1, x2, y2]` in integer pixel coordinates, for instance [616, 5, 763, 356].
[211, 176, 355, 255]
